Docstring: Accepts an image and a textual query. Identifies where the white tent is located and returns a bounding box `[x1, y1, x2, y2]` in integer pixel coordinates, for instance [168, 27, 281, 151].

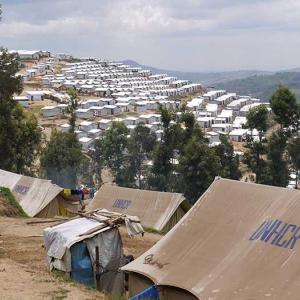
[0, 169, 76, 217]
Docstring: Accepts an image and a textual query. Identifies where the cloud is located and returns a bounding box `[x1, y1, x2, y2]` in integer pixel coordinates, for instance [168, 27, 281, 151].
[0, 0, 300, 71]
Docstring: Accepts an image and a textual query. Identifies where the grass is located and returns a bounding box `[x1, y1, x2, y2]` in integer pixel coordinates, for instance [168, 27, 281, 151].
[143, 227, 161, 234]
[0, 187, 28, 217]
[51, 287, 69, 300]
[52, 269, 74, 283]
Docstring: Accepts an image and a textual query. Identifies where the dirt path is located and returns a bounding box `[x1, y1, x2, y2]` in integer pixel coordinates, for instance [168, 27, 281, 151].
[0, 217, 161, 300]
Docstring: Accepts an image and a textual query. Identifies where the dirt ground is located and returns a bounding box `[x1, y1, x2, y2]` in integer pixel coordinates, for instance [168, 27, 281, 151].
[0, 197, 21, 218]
[0, 217, 161, 300]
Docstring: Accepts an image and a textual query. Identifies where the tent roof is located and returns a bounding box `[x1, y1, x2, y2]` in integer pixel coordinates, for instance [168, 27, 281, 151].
[0, 169, 62, 217]
[87, 185, 187, 231]
[43, 209, 144, 260]
[123, 178, 300, 299]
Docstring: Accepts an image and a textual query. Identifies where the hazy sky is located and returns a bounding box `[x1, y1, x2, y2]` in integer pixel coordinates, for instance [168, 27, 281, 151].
[1, 0, 300, 72]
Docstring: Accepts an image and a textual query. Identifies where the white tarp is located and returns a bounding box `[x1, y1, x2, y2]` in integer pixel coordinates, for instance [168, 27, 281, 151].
[43, 210, 144, 295]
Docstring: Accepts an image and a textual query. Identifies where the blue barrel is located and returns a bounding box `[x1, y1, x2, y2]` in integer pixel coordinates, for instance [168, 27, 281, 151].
[70, 242, 94, 287]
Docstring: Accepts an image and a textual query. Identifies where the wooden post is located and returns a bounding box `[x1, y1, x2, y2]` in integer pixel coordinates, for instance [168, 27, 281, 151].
[95, 246, 101, 290]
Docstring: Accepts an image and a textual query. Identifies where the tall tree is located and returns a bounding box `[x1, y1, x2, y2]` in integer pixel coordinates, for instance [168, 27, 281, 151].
[40, 130, 84, 188]
[0, 48, 41, 174]
[94, 122, 129, 185]
[214, 135, 241, 180]
[127, 123, 157, 188]
[178, 137, 221, 204]
[67, 88, 79, 132]
[266, 131, 289, 187]
[287, 137, 300, 189]
[244, 104, 269, 183]
[89, 139, 105, 187]
[270, 85, 299, 131]
[149, 107, 181, 191]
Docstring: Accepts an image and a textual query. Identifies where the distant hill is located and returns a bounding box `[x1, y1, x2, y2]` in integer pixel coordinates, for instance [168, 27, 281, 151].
[120, 60, 300, 101]
[120, 60, 272, 85]
[215, 72, 300, 101]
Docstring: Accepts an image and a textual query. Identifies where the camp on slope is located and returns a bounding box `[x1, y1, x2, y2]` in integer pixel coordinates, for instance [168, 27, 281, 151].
[0, 169, 77, 217]
[123, 178, 300, 300]
[87, 184, 190, 233]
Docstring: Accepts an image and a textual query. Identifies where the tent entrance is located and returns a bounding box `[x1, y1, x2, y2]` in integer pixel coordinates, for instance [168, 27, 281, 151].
[70, 242, 94, 287]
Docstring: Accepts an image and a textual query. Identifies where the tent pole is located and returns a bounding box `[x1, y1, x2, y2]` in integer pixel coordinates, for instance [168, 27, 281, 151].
[95, 246, 101, 290]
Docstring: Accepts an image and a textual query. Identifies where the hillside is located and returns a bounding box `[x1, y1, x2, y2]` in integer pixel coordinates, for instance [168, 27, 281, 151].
[215, 72, 300, 101]
[120, 60, 271, 85]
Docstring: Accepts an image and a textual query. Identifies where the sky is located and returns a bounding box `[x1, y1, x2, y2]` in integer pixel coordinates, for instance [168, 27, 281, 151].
[0, 0, 300, 72]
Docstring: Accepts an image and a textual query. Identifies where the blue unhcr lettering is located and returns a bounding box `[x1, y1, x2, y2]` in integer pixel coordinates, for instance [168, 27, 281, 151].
[260, 220, 280, 241]
[249, 220, 268, 240]
[271, 223, 288, 245]
[274, 224, 295, 247]
[263, 220, 283, 242]
[284, 226, 300, 250]
[249, 219, 300, 250]
[112, 199, 132, 209]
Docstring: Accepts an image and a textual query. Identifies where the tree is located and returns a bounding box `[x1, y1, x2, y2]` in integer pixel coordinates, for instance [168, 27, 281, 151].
[127, 123, 157, 188]
[40, 130, 84, 188]
[10, 106, 42, 174]
[66, 88, 78, 132]
[0, 48, 23, 100]
[94, 122, 129, 185]
[270, 85, 299, 130]
[180, 111, 206, 146]
[287, 137, 300, 189]
[149, 107, 182, 191]
[178, 137, 221, 204]
[89, 139, 105, 187]
[214, 135, 241, 180]
[0, 48, 41, 174]
[246, 104, 269, 142]
[262, 131, 289, 187]
[244, 105, 269, 183]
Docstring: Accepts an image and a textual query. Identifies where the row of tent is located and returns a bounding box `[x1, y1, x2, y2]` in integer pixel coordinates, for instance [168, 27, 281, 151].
[0, 169, 190, 233]
[4, 168, 300, 299]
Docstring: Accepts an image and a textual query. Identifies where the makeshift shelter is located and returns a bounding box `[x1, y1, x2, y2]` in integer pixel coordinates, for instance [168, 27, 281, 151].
[43, 209, 144, 295]
[123, 178, 300, 299]
[0, 169, 78, 217]
[87, 185, 189, 233]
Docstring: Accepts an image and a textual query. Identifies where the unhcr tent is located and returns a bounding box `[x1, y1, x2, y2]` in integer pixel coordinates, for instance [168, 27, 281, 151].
[0, 169, 76, 217]
[123, 178, 300, 299]
[87, 185, 190, 232]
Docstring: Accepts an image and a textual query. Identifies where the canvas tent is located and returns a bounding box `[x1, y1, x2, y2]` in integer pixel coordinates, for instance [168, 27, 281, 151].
[123, 178, 300, 299]
[87, 185, 190, 232]
[0, 169, 77, 217]
[43, 209, 144, 295]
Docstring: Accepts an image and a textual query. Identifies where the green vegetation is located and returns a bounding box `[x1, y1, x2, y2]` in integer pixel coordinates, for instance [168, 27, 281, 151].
[144, 227, 161, 234]
[0, 48, 42, 174]
[0, 187, 28, 217]
[91, 107, 242, 203]
[40, 129, 85, 189]
[216, 72, 300, 101]
[52, 269, 74, 283]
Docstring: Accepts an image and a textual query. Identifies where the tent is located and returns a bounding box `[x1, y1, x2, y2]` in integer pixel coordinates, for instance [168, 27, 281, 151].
[43, 209, 144, 295]
[123, 178, 300, 299]
[0, 169, 77, 217]
[87, 185, 190, 232]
